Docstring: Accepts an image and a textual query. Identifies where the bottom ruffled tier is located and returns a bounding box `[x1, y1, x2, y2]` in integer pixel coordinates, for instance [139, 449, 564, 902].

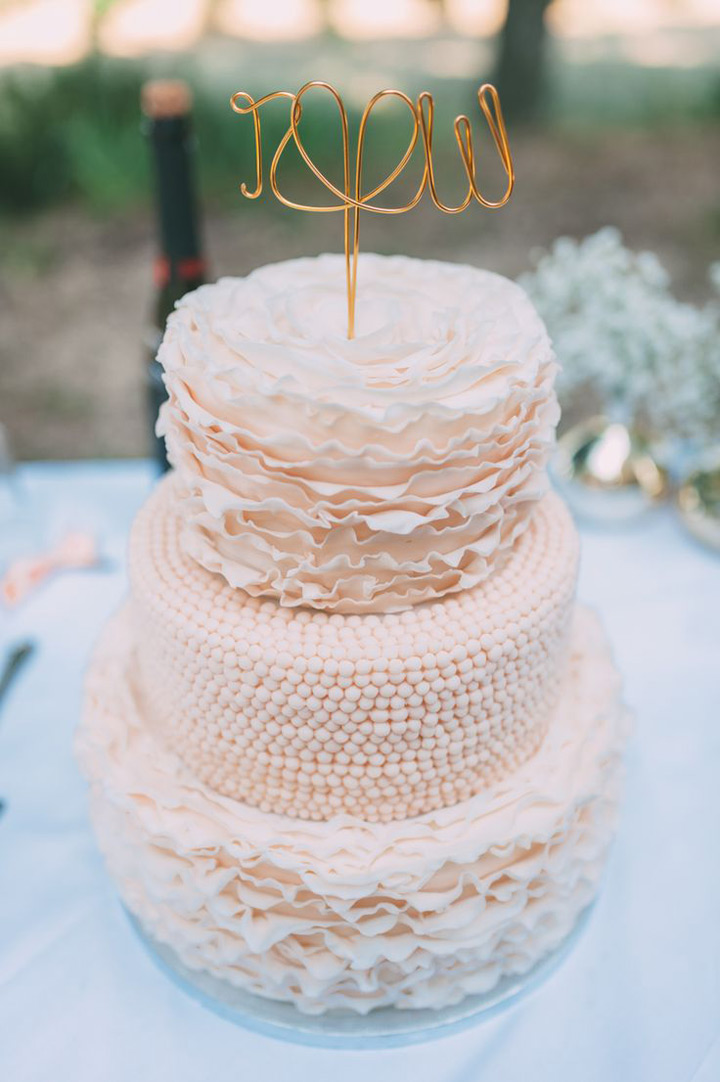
[76, 604, 629, 1016]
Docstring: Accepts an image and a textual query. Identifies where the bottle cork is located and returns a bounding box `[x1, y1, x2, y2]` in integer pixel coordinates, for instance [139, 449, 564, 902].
[141, 79, 193, 120]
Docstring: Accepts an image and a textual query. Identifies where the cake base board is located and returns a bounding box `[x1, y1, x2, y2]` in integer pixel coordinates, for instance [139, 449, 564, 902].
[127, 904, 594, 1049]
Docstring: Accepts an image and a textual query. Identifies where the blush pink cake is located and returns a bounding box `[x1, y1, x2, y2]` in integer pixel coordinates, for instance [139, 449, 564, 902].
[77, 255, 627, 1016]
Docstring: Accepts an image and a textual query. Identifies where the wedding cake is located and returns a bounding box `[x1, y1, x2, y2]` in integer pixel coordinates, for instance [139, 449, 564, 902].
[77, 254, 627, 1016]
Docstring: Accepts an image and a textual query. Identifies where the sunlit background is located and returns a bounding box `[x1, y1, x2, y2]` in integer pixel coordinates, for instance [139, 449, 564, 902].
[1, 0, 719, 459]
[2, 0, 720, 63]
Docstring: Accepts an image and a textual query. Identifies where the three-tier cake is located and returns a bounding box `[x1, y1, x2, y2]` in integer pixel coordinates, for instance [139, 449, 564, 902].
[77, 254, 627, 1016]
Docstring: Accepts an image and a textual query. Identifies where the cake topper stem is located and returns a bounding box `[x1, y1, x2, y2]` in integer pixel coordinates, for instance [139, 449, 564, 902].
[231, 82, 514, 339]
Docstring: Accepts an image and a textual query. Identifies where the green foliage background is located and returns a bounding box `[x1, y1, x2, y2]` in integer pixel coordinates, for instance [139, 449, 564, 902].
[0, 47, 718, 215]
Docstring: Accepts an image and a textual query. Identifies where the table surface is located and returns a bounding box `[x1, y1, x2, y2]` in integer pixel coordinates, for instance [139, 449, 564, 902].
[1, 461, 719, 1082]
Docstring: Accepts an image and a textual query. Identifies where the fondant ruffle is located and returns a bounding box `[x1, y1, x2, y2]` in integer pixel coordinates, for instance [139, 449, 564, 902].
[158, 255, 558, 612]
[77, 604, 628, 1015]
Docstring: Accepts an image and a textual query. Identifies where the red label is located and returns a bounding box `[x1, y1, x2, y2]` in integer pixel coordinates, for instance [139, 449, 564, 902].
[154, 256, 206, 288]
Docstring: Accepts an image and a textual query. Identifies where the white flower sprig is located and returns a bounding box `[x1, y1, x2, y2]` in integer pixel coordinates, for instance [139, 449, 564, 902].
[519, 228, 720, 443]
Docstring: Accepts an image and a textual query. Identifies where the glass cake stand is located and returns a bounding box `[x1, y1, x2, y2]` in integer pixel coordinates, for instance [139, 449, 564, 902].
[126, 906, 594, 1049]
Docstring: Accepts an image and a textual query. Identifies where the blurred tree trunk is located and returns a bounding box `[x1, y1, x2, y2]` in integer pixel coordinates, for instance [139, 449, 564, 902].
[428, 0, 447, 24]
[317, 0, 334, 32]
[202, 0, 224, 36]
[493, 0, 553, 124]
[90, 0, 120, 50]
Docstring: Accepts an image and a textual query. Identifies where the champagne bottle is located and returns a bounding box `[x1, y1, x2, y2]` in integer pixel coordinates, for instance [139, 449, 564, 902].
[142, 79, 207, 471]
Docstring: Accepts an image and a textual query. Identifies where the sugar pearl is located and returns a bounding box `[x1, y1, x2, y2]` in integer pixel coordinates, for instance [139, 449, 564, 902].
[130, 481, 577, 823]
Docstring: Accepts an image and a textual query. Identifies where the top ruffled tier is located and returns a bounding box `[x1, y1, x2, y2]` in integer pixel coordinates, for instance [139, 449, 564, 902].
[158, 254, 559, 613]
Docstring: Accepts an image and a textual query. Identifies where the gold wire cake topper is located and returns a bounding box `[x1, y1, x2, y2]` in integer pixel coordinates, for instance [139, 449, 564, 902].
[230, 81, 514, 339]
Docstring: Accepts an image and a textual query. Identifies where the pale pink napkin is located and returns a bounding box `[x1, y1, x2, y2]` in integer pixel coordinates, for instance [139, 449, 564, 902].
[2, 532, 99, 607]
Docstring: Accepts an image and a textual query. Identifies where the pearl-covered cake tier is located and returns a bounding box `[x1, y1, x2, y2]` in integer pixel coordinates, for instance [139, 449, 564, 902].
[130, 475, 578, 822]
[158, 254, 558, 613]
[77, 605, 627, 1016]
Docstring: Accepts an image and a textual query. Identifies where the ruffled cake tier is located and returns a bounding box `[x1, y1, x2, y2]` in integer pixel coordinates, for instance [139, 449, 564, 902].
[158, 255, 558, 613]
[77, 604, 628, 1016]
[129, 476, 579, 822]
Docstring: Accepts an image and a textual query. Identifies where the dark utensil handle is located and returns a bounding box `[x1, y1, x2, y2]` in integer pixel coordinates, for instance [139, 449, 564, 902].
[0, 641, 35, 709]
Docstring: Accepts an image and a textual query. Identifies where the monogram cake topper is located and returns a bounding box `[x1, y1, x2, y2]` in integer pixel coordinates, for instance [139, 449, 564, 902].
[230, 81, 514, 339]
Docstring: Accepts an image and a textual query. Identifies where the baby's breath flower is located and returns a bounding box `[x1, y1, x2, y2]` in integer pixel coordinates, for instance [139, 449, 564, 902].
[519, 228, 720, 443]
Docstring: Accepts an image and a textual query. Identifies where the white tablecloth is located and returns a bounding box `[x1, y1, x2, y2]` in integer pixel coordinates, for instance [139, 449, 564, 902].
[1, 461, 719, 1082]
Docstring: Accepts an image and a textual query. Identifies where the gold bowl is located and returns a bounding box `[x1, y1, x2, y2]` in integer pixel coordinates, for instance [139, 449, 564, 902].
[676, 450, 720, 553]
[553, 417, 668, 525]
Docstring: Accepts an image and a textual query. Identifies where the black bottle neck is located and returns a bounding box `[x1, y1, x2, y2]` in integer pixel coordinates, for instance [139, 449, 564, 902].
[147, 113, 206, 312]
